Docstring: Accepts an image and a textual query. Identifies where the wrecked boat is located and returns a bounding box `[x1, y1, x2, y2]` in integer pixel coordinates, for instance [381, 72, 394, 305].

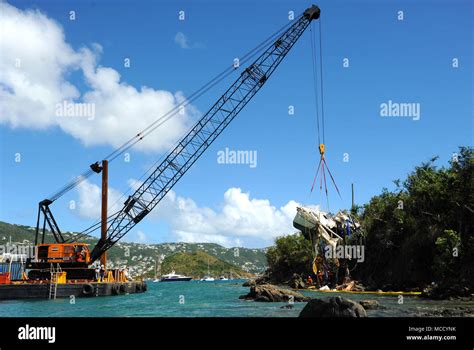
[293, 206, 364, 289]
[293, 206, 361, 247]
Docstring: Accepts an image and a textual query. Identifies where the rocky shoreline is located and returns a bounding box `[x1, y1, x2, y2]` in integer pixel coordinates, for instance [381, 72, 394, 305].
[243, 272, 474, 301]
[420, 282, 473, 301]
[239, 276, 474, 317]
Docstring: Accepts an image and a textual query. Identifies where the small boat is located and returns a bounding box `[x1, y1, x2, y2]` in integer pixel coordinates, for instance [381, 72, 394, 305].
[219, 276, 228, 281]
[200, 276, 215, 281]
[200, 259, 215, 281]
[160, 271, 192, 282]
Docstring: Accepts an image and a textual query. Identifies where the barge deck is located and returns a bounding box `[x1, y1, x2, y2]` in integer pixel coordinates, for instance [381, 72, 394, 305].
[0, 281, 147, 300]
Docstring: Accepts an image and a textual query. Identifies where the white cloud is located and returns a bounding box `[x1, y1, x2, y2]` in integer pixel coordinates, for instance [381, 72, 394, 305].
[77, 177, 302, 247]
[174, 32, 190, 49]
[152, 187, 301, 247]
[136, 230, 148, 243]
[0, 2, 197, 152]
[174, 31, 204, 50]
[0, 2, 80, 129]
[76, 179, 124, 220]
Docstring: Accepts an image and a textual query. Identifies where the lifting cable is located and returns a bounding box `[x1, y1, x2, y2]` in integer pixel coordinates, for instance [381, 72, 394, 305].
[309, 18, 341, 208]
[307, 19, 345, 277]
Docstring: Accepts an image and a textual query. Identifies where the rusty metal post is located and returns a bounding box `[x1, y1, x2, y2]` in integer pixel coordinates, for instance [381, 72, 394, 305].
[351, 183, 354, 211]
[100, 160, 108, 268]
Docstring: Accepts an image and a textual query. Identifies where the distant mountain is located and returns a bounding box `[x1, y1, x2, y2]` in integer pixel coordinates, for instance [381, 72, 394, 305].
[161, 251, 253, 279]
[0, 221, 268, 277]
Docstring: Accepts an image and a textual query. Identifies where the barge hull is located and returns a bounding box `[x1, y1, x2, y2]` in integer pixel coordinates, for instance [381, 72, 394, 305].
[0, 281, 147, 300]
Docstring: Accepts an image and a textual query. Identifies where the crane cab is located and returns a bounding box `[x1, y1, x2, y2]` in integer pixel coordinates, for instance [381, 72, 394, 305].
[36, 243, 91, 264]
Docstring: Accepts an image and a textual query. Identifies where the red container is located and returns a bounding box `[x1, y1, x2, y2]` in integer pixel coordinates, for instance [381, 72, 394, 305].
[0, 272, 11, 284]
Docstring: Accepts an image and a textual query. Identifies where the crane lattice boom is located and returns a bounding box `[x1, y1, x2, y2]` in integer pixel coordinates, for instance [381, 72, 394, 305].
[90, 6, 320, 262]
[45, 6, 321, 262]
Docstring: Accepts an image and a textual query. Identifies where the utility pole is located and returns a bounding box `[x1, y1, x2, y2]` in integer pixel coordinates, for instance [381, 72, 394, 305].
[351, 183, 355, 212]
[100, 160, 108, 268]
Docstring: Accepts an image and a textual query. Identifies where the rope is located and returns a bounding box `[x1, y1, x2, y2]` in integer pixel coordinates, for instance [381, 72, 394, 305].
[310, 24, 321, 146]
[318, 18, 326, 144]
[309, 17, 341, 209]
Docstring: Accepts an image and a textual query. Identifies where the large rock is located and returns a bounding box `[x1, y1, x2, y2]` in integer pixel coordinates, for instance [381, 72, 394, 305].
[299, 296, 367, 317]
[242, 279, 256, 287]
[239, 284, 310, 302]
[242, 274, 270, 287]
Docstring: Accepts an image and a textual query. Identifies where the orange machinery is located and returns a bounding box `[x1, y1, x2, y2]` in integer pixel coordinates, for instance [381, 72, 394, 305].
[36, 243, 91, 264]
[27, 243, 95, 281]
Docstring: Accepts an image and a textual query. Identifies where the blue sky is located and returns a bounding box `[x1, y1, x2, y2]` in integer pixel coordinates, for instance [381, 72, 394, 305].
[0, 0, 472, 248]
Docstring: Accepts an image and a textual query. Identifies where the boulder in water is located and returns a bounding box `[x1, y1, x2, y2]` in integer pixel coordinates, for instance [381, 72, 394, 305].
[239, 284, 310, 302]
[299, 296, 367, 317]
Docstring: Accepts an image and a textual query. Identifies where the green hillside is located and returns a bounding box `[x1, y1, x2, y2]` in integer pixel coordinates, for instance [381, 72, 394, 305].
[161, 251, 253, 279]
[0, 221, 267, 277]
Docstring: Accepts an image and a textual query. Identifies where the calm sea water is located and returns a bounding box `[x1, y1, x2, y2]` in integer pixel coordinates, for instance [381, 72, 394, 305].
[0, 280, 471, 317]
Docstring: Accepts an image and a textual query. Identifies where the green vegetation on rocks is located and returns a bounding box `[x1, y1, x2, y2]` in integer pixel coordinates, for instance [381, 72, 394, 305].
[354, 147, 473, 292]
[266, 233, 313, 283]
[265, 147, 473, 298]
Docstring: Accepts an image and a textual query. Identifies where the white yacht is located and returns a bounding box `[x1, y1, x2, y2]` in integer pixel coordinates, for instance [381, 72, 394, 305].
[201, 276, 215, 281]
[160, 271, 192, 282]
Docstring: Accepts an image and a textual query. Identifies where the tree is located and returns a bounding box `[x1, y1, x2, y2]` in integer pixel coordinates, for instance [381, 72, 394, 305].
[266, 232, 313, 283]
[353, 147, 473, 290]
